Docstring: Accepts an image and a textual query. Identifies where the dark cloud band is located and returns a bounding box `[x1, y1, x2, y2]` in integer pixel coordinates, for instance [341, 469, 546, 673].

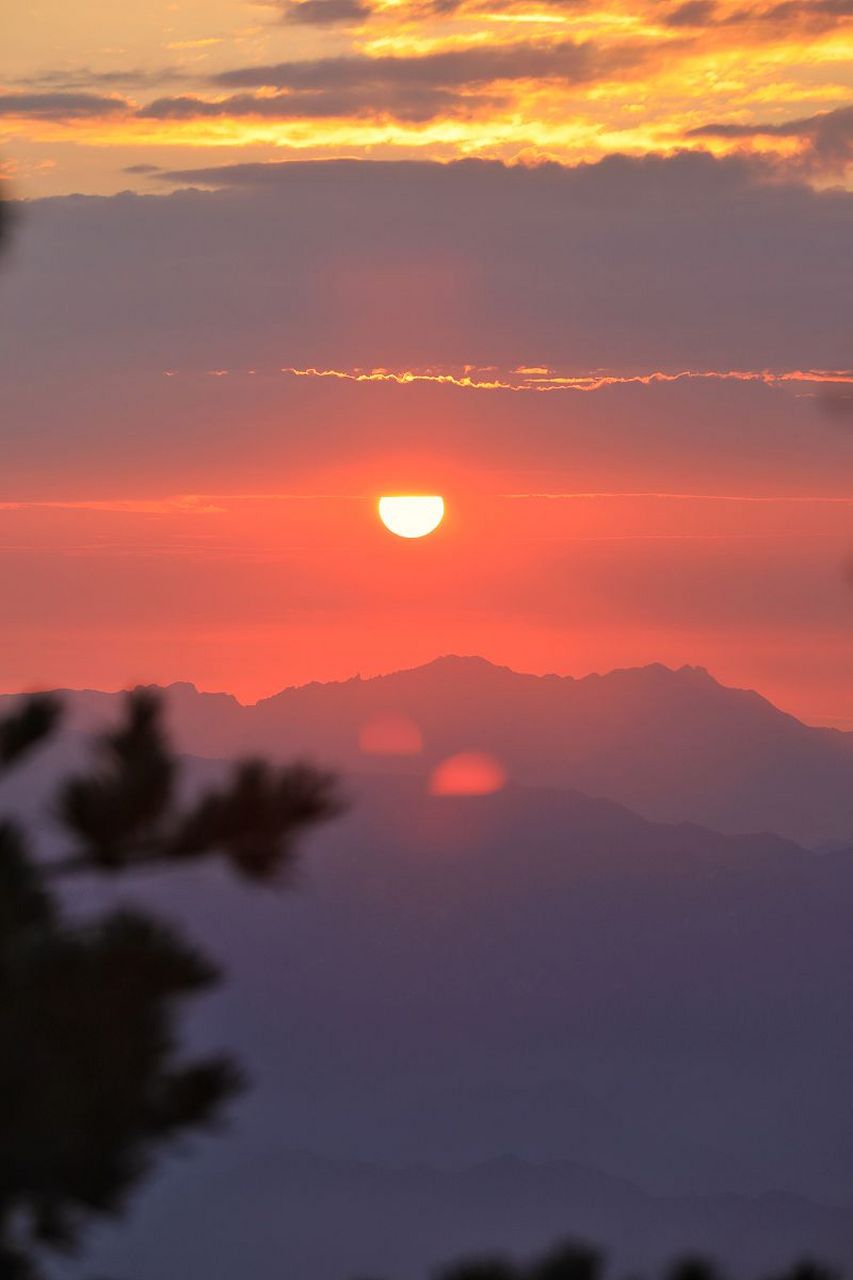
[0, 91, 129, 119]
[689, 104, 853, 173]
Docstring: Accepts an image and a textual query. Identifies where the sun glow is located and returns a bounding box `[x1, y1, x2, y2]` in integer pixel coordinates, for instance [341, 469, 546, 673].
[378, 495, 445, 538]
[429, 752, 507, 796]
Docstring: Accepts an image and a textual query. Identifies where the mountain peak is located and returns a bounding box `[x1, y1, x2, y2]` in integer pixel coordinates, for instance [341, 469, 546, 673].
[385, 656, 723, 692]
[133, 680, 243, 708]
[410, 654, 515, 677]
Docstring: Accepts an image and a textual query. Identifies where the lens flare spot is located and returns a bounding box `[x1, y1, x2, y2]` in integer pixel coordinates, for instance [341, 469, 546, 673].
[378, 495, 445, 539]
[358, 712, 423, 756]
[429, 751, 507, 796]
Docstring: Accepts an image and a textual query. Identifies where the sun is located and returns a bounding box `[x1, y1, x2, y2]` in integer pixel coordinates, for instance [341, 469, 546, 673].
[378, 495, 445, 539]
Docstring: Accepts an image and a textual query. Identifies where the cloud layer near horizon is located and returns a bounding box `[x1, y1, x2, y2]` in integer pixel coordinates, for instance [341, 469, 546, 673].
[4, 154, 850, 382]
[1, 154, 850, 502]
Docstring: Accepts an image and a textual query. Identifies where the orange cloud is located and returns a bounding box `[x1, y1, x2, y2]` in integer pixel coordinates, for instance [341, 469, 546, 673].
[688, 103, 853, 174]
[262, 364, 853, 392]
[5, 0, 851, 188]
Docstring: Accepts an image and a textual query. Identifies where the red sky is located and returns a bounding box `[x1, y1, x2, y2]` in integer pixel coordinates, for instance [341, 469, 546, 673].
[2, 474, 852, 724]
[1, 4, 851, 724]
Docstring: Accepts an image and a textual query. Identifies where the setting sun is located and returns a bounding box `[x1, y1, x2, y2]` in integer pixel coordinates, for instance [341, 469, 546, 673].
[378, 495, 445, 539]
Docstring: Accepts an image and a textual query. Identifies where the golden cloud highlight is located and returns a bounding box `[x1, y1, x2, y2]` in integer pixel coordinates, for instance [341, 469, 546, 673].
[270, 365, 853, 392]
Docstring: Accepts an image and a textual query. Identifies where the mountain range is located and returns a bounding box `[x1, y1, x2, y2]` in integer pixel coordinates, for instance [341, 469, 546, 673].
[9, 656, 853, 843]
[8, 658, 853, 1273]
[43, 768, 853, 1275]
[71, 1146, 853, 1280]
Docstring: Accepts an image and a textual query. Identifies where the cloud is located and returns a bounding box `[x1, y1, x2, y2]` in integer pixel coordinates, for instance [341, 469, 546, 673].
[689, 104, 853, 174]
[280, 0, 373, 23]
[209, 40, 646, 93]
[136, 40, 652, 126]
[122, 164, 162, 175]
[0, 92, 130, 120]
[665, 0, 853, 27]
[661, 0, 853, 34]
[262, 0, 599, 18]
[1, 154, 849, 496]
[751, 0, 853, 24]
[262, 0, 853, 25]
[153, 148, 776, 196]
[0, 148, 849, 523]
[665, 0, 719, 25]
[138, 86, 504, 124]
[274, 364, 853, 393]
[8, 5, 849, 174]
[10, 67, 184, 91]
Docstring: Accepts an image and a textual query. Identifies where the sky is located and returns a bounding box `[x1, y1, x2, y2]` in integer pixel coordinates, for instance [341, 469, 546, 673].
[3, 0, 853, 193]
[0, 0, 851, 722]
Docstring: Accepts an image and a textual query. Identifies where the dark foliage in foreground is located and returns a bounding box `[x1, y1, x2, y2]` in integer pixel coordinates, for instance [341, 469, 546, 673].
[0, 691, 342, 1278]
[423, 1241, 841, 1280]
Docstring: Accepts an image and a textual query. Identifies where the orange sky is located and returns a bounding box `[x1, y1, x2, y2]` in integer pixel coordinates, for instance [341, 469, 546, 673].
[1, 483, 853, 725]
[2, 0, 851, 195]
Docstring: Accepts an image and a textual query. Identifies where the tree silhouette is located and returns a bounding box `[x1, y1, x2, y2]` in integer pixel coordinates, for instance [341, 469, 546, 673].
[429, 1243, 842, 1280]
[530, 1243, 603, 1280]
[770, 1265, 841, 1280]
[665, 1259, 723, 1280]
[436, 1242, 601, 1280]
[0, 691, 342, 1279]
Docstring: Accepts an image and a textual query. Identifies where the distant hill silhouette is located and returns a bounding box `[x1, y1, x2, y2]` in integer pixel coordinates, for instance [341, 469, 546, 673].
[11, 662, 853, 1270]
[68, 1145, 853, 1280]
[39, 771, 853, 1228]
[8, 656, 853, 843]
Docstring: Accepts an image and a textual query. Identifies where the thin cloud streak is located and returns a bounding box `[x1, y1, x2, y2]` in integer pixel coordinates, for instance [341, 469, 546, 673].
[0, 91, 131, 120]
[262, 365, 853, 392]
[6, 492, 853, 510]
[500, 492, 853, 504]
[0, 498, 226, 515]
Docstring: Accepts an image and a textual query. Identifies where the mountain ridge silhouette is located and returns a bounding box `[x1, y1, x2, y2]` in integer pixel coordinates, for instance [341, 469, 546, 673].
[68, 1143, 853, 1280]
[5, 657, 851, 842]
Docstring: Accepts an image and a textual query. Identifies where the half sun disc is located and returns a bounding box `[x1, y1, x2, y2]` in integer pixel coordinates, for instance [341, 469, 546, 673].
[378, 495, 445, 539]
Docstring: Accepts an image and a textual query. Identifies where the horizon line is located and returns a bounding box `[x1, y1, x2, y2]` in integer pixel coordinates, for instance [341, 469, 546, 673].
[0, 653, 847, 733]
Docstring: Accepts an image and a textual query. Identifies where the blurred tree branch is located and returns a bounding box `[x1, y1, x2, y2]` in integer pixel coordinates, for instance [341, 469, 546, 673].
[0, 690, 342, 1278]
